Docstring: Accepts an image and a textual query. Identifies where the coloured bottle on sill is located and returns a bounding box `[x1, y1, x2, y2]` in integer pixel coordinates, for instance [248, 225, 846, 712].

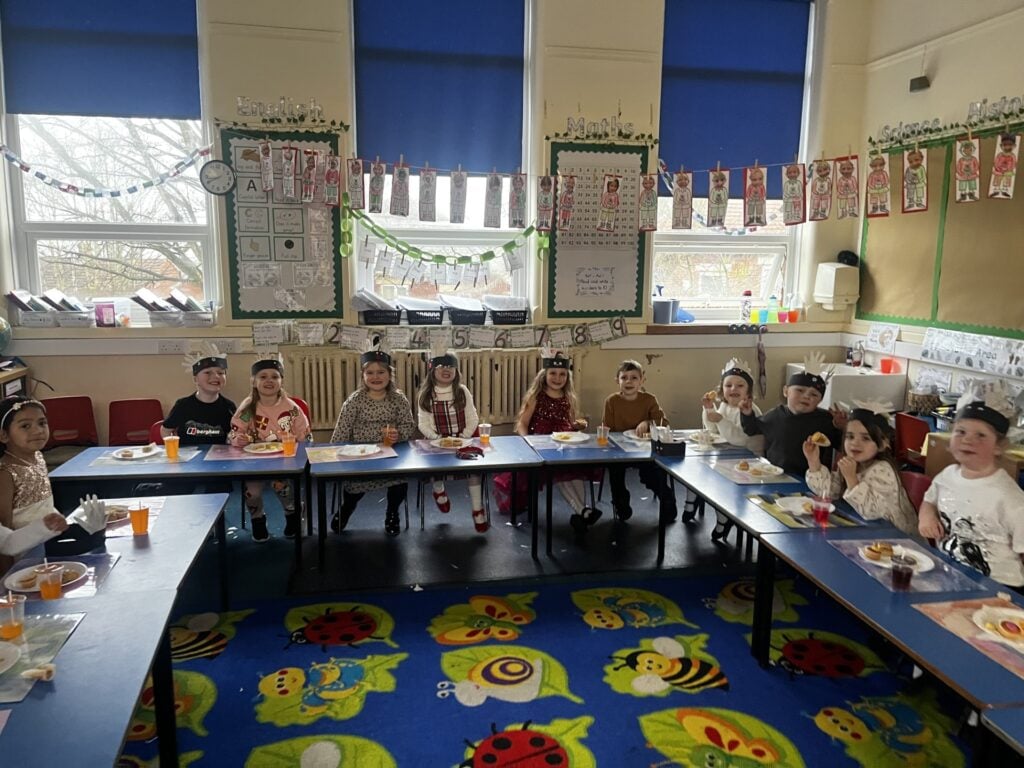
[740, 290, 753, 323]
[767, 295, 779, 323]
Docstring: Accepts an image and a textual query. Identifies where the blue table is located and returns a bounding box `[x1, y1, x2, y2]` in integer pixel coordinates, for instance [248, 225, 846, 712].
[982, 708, 1024, 757]
[753, 530, 1024, 710]
[309, 436, 543, 561]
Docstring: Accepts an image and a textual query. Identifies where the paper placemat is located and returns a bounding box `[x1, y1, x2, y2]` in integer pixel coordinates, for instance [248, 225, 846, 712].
[412, 438, 485, 455]
[306, 445, 398, 464]
[89, 447, 200, 467]
[713, 458, 799, 485]
[4, 553, 120, 600]
[747, 493, 861, 529]
[99, 496, 165, 539]
[204, 444, 300, 461]
[610, 434, 651, 453]
[0, 613, 84, 704]
[916, 597, 1024, 680]
[830, 539, 983, 592]
[524, 434, 598, 450]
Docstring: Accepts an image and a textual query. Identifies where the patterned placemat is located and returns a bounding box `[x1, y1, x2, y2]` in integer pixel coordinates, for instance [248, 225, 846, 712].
[89, 448, 200, 467]
[916, 597, 1024, 680]
[306, 445, 398, 464]
[830, 539, 984, 593]
[746, 493, 860, 528]
[4, 553, 121, 600]
[0, 613, 85, 704]
[714, 458, 799, 484]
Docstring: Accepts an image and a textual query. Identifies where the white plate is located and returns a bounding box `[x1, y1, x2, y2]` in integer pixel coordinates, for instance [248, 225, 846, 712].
[0, 641, 22, 675]
[244, 442, 284, 455]
[111, 445, 162, 461]
[551, 432, 590, 444]
[622, 429, 650, 441]
[683, 431, 729, 445]
[69, 502, 132, 528]
[4, 561, 89, 593]
[857, 544, 935, 573]
[338, 444, 382, 458]
[972, 605, 1024, 649]
[733, 462, 784, 477]
[430, 437, 470, 450]
[775, 496, 835, 516]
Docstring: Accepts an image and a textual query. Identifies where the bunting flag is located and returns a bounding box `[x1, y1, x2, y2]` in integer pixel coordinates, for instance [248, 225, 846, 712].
[346, 158, 366, 209]
[954, 138, 980, 203]
[536, 175, 555, 231]
[707, 169, 730, 228]
[988, 133, 1020, 200]
[670, 170, 693, 229]
[865, 153, 890, 218]
[808, 159, 833, 221]
[637, 173, 658, 231]
[419, 167, 437, 222]
[782, 163, 806, 225]
[743, 166, 767, 227]
[902, 148, 927, 213]
[834, 155, 859, 219]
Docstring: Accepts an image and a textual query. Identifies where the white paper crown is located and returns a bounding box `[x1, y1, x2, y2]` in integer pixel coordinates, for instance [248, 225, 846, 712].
[183, 342, 227, 371]
[803, 351, 833, 380]
[429, 337, 451, 360]
[252, 348, 282, 365]
[722, 357, 753, 378]
[956, 380, 1016, 419]
[363, 337, 392, 356]
[851, 398, 895, 416]
[541, 345, 564, 359]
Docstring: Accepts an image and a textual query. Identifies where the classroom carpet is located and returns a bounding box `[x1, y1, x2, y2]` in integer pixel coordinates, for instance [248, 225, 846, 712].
[117, 571, 973, 767]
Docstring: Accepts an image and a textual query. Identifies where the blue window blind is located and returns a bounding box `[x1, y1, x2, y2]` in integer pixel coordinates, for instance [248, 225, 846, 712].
[659, 0, 811, 198]
[0, 0, 200, 119]
[354, 0, 524, 173]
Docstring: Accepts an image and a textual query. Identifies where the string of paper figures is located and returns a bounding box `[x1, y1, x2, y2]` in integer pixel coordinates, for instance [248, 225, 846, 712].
[0, 143, 212, 198]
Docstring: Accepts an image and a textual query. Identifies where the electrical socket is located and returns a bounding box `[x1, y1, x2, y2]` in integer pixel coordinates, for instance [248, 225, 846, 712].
[208, 338, 240, 354]
[157, 339, 188, 355]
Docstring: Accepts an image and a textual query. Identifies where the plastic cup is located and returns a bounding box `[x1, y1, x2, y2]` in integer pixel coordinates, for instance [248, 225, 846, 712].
[788, 308, 800, 322]
[130, 504, 150, 536]
[0, 594, 26, 639]
[163, 434, 180, 460]
[777, 309, 789, 323]
[879, 358, 895, 374]
[749, 309, 759, 323]
[478, 423, 491, 446]
[35, 564, 64, 600]
[811, 496, 831, 526]
[891, 554, 915, 590]
[281, 434, 297, 457]
[597, 425, 610, 447]
[758, 309, 769, 324]
[381, 426, 395, 448]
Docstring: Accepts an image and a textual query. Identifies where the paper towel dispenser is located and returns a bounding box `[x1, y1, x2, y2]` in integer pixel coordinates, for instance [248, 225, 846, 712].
[813, 263, 859, 310]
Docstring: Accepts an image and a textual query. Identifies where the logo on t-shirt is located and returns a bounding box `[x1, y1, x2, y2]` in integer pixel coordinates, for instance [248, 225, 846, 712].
[185, 422, 226, 437]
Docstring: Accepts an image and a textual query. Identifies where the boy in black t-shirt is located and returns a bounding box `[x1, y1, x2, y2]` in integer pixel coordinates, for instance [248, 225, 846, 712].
[163, 345, 236, 445]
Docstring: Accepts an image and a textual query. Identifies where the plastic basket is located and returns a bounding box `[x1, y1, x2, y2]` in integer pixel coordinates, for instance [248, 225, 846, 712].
[14, 310, 58, 328]
[56, 311, 96, 328]
[653, 439, 687, 457]
[489, 309, 529, 325]
[446, 308, 487, 325]
[182, 310, 217, 327]
[148, 311, 184, 327]
[407, 309, 443, 325]
[360, 309, 402, 325]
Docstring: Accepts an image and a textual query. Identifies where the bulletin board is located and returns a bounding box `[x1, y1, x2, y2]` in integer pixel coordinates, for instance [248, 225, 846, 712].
[858, 132, 1024, 339]
[547, 142, 648, 318]
[220, 128, 344, 319]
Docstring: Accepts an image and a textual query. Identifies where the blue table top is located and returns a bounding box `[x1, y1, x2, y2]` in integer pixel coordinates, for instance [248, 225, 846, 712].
[526, 432, 645, 466]
[309, 435, 542, 479]
[983, 708, 1024, 755]
[758, 530, 1022, 708]
[0, 589, 178, 766]
[49, 444, 308, 481]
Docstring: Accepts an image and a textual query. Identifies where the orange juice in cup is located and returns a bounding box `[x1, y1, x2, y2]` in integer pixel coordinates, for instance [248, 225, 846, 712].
[596, 425, 610, 447]
[478, 423, 492, 446]
[381, 425, 395, 448]
[0, 594, 26, 639]
[282, 434, 298, 457]
[130, 504, 150, 535]
[163, 434, 180, 460]
[35, 564, 64, 600]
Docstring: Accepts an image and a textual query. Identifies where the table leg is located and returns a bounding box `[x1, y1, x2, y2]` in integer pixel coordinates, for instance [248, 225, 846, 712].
[745, 530, 755, 562]
[657, 504, 666, 564]
[510, 470, 518, 527]
[153, 628, 179, 767]
[216, 510, 229, 611]
[751, 547, 776, 668]
[317, 479, 327, 567]
[304, 467, 313, 536]
[528, 470, 539, 560]
[545, 469, 554, 556]
[292, 478, 303, 568]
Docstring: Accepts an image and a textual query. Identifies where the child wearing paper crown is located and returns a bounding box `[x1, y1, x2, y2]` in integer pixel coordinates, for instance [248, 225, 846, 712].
[416, 346, 488, 532]
[228, 353, 311, 542]
[163, 343, 236, 446]
[919, 385, 1024, 587]
[804, 400, 917, 535]
[330, 343, 416, 537]
[701, 358, 764, 542]
[740, 352, 845, 475]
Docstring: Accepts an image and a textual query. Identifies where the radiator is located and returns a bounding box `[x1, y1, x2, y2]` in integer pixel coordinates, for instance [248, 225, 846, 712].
[283, 347, 584, 430]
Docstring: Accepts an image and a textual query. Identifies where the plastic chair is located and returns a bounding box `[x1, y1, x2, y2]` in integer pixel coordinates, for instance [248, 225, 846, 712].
[40, 396, 99, 469]
[149, 420, 165, 445]
[900, 470, 932, 511]
[895, 412, 929, 471]
[109, 399, 164, 445]
[291, 396, 311, 423]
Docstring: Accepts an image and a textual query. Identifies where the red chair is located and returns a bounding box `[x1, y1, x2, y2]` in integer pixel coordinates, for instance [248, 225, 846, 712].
[291, 396, 311, 424]
[895, 412, 929, 471]
[900, 470, 932, 511]
[149, 420, 165, 445]
[108, 399, 164, 445]
[40, 396, 99, 469]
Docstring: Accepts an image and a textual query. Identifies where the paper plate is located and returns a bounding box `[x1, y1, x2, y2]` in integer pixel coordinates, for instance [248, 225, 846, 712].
[972, 605, 1024, 649]
[111, 445, 162, 461]
[734, 462, 784, 477]
[430, 437, 470, 450]
[69, 501, 131, 527]
[244, 442, 284, 455]
[551, 432, 590, 444]
[775, 497, 834, 516]
[684, 431, 728, 445]
[857, 544, 935, 573]
[338, 444, 381, 458]
[622, 429, 650, 441]
[4, 561, 89, 593]
[0, 641, 22, 675]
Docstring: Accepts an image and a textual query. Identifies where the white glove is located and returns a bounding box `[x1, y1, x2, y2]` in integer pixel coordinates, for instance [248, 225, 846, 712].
[75, 495, 107, 535]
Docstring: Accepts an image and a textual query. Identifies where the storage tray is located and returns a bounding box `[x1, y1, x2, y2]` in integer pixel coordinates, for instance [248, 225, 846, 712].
[489, 309, 529, 325]
[446, 308, 487, 325]
[360, 309, 402, 325]
[407, 309, 443, 325]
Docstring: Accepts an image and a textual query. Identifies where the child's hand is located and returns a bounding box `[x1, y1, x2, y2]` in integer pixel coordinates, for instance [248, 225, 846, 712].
[837, 455, 859, 486]
[738, 396, 754, 415]
[918, 508, 945, 540]
[573, 418, 588, 431]
[382, 426, 400, 443]
[830, 404, 848, 430]
[802, 437, 821, 468]
[43, 513, 69, 533]
[701, 393, 717, 411]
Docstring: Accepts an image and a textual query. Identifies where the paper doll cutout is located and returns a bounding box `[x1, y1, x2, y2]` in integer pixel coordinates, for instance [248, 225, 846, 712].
[259, 140, 274, 192]
[707, 169, 730, 228]
[988, 133, 1020, 199]
[865, 154, 890, 217]
[281, 146, 298, 201]
[954, 138, 980, 203]
[484, 172, 503, 228]
[835, 155, 859, 219]
[809, 160, 833, 221]
[419, 167, 437, 221]
[671, 171, 693, 229]
[537, 175, 555, 231]
[324, 154, 341, 207]
[597, 174, 621, 232]
[450, 170, 468, 224]
[368, 161, 386, 213]
[743, 166, 767, 227]
[347, 158, 365, 210]
[902, 148, 927, 212]
[782, 163, 806, 225]
[637, 173, 658, 232]
[390, 164, 410, 216]
[509, 172, 527, 228]
[557, 174, 576, 230]
[301, 149, 319, 203]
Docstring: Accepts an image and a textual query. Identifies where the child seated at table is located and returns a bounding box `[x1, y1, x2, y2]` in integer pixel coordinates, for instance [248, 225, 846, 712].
[416, 345, 487, 532]
[228, 353, 311, 542]
[163, 343, 236, 446]
[701, 358, 764, 542]
[740, 351, 845, 475]
[330, 343, 415, 537]
[918, 385, 1024, 587]
[804, 400, 917, 534]
[602, 359, 677, 523]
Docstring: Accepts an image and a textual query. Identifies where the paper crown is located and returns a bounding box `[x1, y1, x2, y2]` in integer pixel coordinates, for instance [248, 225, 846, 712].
[956, 381, 1016, 434]
[184, 342, 228, 376]
[849, 398, 895, 429]
[250, 350, 283, 376]
[721, 357, 753, 387]
[427, 338, 457, 368]
[360, 338, 392, 367]
[541, 346, 571, 370]
[787, 351, 832, 394]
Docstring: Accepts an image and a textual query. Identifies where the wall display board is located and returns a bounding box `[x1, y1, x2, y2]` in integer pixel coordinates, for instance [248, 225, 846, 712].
[221, 128, 343, 318]
[547, 143, 648, 318]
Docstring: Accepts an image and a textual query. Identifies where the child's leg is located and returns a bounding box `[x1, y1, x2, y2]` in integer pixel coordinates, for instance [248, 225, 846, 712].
[607, 465, 631, 520]
[557, 479, 585, 514]
[468, 474, 488, 532]
[640, 464, 678, 522]
[243, 480, 269, 542]
[681, 486, 698, 522]
[384, 483, 407, 536]
[432, 477, 450, 513]
[271, 479, 300, 538]
[563, 479, 602, 534]
[711, 508, 734, 543]
[331, 489, 364, 532]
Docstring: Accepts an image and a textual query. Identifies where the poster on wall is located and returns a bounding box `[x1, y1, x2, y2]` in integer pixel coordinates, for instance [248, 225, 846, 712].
[222, 128, 343, 318]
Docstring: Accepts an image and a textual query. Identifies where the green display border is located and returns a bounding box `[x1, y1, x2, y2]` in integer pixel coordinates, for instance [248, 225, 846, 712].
[547, 141, 648, 318]
[220, 128, 344, 320]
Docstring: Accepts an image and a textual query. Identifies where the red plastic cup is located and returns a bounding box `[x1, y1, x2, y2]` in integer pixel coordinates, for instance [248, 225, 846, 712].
[879, 358, 895, 374]
[811, 496, 831, 526]
[787, 308, 800, 322]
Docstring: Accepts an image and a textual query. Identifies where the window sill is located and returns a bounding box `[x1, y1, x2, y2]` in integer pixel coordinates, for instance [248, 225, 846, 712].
[644, 321, 845, 335]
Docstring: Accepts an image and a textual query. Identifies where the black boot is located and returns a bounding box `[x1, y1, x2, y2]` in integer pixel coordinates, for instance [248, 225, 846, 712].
[331, 491, 362, 533]
[384, 508, 401, 537]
